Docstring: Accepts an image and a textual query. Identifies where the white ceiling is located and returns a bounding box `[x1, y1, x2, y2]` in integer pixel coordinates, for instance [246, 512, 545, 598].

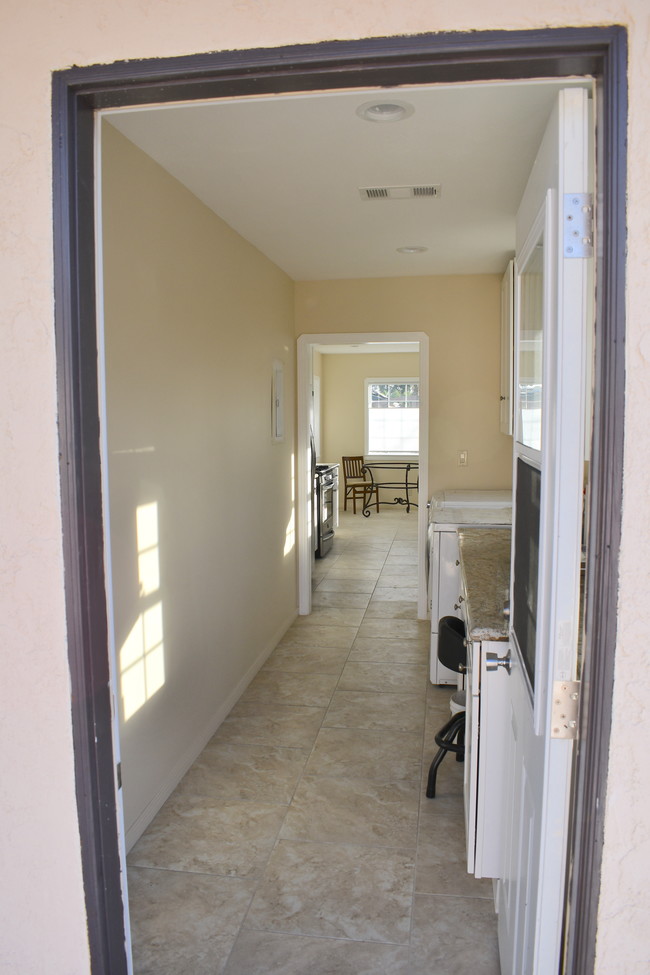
[104, 80, 589, 281]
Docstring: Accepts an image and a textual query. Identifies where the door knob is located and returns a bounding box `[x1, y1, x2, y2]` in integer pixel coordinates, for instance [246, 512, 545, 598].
[485, 650, 512, 675]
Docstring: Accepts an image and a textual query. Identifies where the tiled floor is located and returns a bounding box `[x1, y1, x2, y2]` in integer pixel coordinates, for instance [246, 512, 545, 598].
[126, 508, 501, 974]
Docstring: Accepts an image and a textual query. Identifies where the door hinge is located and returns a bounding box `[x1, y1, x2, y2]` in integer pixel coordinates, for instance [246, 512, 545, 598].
[563, 193, 593, 258]
[551, 680, 581, 739]
[116, 762, 122, 790]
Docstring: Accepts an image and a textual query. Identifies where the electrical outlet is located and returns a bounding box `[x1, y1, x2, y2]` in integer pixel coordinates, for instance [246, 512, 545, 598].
[458, 450, 468, 467]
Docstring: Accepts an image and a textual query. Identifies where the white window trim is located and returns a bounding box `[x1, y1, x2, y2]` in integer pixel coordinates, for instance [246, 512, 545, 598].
[364, 377, 420, 459]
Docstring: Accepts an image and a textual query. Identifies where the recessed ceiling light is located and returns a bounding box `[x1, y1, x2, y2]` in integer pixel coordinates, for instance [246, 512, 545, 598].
[397, 245, 428, 254]
[356, 100, 414, 123]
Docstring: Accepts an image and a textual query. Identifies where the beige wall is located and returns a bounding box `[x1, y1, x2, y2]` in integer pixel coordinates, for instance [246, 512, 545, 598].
[320, 352, 420, 475]
[297, 277, 513, 493]
[2, 3, 650, 974]
[102, 124, 297, 844]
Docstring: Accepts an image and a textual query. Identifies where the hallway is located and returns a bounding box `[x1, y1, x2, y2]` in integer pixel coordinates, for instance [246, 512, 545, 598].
[126, 508, 500, 974]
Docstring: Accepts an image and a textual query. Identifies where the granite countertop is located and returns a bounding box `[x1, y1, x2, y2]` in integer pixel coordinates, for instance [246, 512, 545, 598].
[458, 527, 511, 641]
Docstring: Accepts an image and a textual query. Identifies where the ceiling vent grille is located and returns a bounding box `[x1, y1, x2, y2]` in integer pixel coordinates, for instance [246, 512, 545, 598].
[359, 184, 441, 201]
[364, 187, 390, 199]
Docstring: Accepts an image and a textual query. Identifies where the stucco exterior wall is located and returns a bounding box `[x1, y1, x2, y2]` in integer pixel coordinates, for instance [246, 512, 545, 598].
[1, 2, 649, 973]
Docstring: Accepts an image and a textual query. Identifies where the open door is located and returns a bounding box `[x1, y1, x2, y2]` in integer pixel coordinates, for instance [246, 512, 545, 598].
[495, 88, 592, 975]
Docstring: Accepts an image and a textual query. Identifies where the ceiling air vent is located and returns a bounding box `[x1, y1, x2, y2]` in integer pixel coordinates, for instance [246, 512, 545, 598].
[364, 187, 391, 200]
[359, 184, 441, 201]
[412, 185, 440, 198]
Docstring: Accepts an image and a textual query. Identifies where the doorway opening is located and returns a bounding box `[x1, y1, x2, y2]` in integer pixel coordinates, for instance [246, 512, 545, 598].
[296, 332, 429, 619]
[53, 27, 626, 975]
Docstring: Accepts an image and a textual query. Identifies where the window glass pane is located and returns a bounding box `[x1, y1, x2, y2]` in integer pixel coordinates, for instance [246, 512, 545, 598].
[517, 235, 544, 450]
[370, 384, 389, 408]
[406, 383, 419, 407]
[512, 458, 541, 689]
[367, 380, 419, 454]
[368, 409, 419, 453]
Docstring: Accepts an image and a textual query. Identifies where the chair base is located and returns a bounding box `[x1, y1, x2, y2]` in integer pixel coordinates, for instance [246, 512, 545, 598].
[344, 484, 379, 514]
[426, 711, 465, 799]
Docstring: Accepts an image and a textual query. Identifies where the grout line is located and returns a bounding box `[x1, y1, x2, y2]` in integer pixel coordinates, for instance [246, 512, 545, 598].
[223, 515, 393, 968]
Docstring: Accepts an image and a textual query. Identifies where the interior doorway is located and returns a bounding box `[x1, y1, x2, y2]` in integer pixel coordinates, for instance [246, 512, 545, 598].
[296, 332, 429, 618]
[53, 28, 626, 975]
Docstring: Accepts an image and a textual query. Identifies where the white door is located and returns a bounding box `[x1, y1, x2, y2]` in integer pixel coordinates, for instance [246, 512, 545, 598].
[495, 88, 592, 975]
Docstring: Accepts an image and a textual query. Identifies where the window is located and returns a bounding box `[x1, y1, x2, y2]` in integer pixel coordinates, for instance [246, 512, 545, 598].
[365, 378, 419, 456]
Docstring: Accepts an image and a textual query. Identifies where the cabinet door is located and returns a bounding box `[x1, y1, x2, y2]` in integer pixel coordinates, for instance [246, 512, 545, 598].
[428, 529, 442, 624]
[464, 638, 480, 873]
[465, 638, 510, 878]
[474, 640, 510, 878]
[438, 531, 462, 618]
[430, 531, 463, 684]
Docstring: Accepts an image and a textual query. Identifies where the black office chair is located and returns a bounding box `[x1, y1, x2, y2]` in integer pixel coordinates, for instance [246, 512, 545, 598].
[426, 616, 467, 799]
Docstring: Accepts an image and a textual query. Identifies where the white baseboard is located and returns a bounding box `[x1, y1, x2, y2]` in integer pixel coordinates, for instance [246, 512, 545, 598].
[124, 607, 298, 851]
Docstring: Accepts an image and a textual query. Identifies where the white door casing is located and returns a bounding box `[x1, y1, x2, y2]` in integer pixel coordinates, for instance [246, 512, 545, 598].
[496, 88, 592, 975]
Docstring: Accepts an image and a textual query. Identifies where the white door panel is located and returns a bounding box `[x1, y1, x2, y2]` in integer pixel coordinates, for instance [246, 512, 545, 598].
[494, 87, 591, 975]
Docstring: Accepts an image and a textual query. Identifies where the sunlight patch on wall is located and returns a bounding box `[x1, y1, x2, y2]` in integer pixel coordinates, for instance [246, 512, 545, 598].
[284, 511, 295, 556]
[120, 502, 166, 721]
[284, 453, 295, 556]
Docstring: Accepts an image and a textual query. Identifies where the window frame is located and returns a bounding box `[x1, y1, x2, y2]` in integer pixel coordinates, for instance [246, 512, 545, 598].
[364, 376, 420, 458]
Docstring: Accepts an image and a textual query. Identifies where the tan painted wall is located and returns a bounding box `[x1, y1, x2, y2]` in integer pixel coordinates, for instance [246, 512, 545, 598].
[320, 353, 420, 478]
[297, 277, 513, 493]
[1, 3, 649, 973]
[102, 124, 297, 845]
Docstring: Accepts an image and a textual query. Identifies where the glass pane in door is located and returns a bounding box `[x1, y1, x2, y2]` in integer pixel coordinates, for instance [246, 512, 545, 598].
[512, 457, 541, 689]
[517, 234, 544, 451]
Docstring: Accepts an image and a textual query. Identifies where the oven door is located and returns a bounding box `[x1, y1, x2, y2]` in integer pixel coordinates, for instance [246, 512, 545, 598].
[316, 473, 336, 557]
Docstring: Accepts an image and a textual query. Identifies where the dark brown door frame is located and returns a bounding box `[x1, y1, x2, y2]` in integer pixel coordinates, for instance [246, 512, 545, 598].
[52, 27, 626, 975]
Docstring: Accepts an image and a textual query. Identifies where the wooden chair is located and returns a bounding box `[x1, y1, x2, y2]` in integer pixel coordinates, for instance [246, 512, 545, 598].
[341, 456, 379, 514]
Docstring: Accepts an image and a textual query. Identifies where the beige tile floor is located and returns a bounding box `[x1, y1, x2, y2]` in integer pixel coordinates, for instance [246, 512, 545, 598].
[127, 508, 501, 975]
